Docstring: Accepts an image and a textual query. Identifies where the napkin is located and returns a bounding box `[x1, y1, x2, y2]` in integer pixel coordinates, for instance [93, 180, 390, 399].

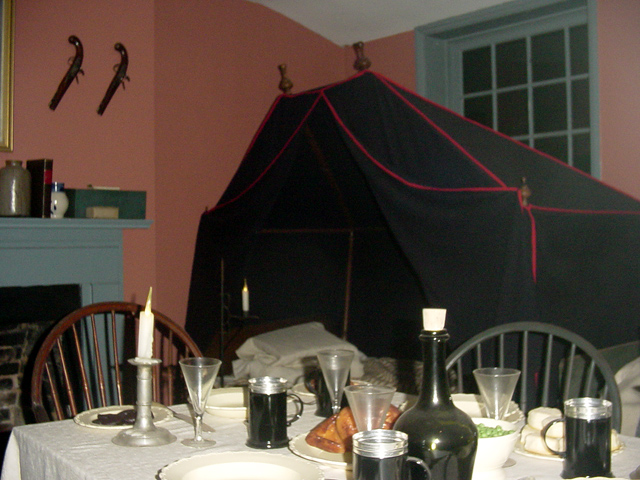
[232, 321, 365, 384]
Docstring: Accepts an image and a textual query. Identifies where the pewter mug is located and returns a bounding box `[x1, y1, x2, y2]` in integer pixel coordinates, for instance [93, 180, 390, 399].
[353, 430, 431, 480]
[541, 397, 613, 479]
[246, 376, 303, 449]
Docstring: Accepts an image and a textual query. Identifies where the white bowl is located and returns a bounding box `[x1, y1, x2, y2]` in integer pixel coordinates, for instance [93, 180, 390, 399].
[205, 387, 247, 419]
[472, 417, 519, 474]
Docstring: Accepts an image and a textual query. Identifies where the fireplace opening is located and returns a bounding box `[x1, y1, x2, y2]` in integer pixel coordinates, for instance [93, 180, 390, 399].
[0, 284, 81, 431]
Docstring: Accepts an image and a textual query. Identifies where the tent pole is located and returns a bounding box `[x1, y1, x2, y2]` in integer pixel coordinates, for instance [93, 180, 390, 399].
[343, 230, 354, 340]
[219, 257, 225, 387]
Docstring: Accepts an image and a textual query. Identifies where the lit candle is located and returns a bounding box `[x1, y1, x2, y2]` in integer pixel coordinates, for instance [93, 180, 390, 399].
[242, 279, 250, 314]
[137, 287, 154, 359]
[422, 308, 446, 331]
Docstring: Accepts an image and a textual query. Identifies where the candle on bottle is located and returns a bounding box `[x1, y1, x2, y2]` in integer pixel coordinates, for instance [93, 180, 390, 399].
[137, 287, 154, 359]
[422, 308, 446, 331]
[242, 279, 250, 314]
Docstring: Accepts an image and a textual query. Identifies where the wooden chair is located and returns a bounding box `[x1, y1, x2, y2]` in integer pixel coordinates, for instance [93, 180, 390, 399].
[446, 321, 622, 431]
[30, 301, 202, 423]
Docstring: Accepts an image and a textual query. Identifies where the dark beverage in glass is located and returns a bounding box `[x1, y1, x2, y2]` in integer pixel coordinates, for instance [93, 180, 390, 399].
[563, 416, 611, 478]
[247, 391, 288, 448]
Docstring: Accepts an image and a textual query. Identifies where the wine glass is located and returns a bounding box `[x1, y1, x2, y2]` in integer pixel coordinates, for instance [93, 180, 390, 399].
[317, 349, 354, 415]
[473, 367, 520, 420]
[179, 357, 221, 447]
[344, 384, 396, 431]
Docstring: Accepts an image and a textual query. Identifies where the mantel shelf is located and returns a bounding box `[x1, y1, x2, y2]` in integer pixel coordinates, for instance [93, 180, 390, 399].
[1, 217, 152, 302]
[0, 218, 152, 230]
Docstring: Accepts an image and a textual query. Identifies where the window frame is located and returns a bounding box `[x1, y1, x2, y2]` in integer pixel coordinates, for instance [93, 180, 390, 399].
[414, 0, 600, 177]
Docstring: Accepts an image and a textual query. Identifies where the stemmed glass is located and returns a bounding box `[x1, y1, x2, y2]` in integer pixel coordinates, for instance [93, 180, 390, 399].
[179, 357, 221, 447]
[344, 384, 396, 431]
[473, 367, 521, 420]
[317, 349, 355, 415]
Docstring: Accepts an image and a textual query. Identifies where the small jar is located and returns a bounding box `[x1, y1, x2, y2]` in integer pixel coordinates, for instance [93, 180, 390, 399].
[50, 182, 69, 219]
[0, 160, 31, 216]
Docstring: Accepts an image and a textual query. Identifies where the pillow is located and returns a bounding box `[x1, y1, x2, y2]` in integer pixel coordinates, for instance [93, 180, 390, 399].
[232, 321, 365, 384]
[615, 356, 640, 436]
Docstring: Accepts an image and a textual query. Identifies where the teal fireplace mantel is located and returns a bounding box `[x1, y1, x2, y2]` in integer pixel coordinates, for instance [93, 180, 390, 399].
[0, 218, 152, 305]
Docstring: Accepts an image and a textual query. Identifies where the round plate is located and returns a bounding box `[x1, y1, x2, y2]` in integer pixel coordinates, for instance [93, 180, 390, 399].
[159, 451, 324, 480]
[513, 441, 624, 461]
[289, 433, 352, 469]
[73, 403, 173, 430]
[292, 383, 316, 403]
[205, 387, 247, 419]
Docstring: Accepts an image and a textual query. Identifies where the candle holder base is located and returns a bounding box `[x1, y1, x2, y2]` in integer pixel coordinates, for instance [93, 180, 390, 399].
[112, 424, 177, 447]
[112, 357, 177, 447]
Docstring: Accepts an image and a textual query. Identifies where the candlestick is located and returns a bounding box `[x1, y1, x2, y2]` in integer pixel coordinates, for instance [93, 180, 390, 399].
[242, 279, 249, 314]
[137, 287, 154, 359]
[112, 357, 176, 447]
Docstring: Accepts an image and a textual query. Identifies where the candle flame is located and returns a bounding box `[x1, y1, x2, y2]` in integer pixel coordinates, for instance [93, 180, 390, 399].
[243, 279, 248, 292]
[145, 286, 153, 314]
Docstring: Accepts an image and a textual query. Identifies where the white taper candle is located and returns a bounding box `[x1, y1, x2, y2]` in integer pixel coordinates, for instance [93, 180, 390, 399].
[137, 287, 155, 359]
[242, 279, 250, 313]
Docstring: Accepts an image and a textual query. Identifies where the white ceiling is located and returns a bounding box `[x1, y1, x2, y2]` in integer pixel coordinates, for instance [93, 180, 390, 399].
[248, 0, 513, 46]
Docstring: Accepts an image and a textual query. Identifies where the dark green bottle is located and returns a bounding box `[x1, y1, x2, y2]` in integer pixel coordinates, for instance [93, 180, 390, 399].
[394, 328, 478, 480]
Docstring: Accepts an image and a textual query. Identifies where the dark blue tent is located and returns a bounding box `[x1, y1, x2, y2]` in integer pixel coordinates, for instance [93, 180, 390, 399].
[185, 70, 640, 362]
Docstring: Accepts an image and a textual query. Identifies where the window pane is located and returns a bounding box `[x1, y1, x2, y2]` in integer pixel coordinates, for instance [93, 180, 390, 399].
[465, 95, 493, 128]
[532, 30, 565, 81]
[572, 78, 590, 129]
[496, 39, 527, 88]
[534, 83, 567, 133]
[570, 24, 588, 75]
[573, 133, 591, 173]
[463, 46, 492, 93]
[535, 135, 568, 163]
[498, 89, 529, 136]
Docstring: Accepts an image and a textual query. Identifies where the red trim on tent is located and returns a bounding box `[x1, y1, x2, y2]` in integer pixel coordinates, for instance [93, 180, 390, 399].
[375, 74, 507, 188]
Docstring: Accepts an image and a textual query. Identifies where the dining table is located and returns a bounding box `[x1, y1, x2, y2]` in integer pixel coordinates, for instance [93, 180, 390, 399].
[2, 393, 639, 480]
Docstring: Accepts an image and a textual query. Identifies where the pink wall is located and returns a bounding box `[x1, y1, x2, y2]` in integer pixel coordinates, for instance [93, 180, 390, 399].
[2, 0, 156, 305]
[597, 0, 640, 200]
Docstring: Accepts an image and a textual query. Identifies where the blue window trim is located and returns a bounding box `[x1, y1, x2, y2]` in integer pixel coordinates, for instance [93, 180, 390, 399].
[414, 0, 600, 177]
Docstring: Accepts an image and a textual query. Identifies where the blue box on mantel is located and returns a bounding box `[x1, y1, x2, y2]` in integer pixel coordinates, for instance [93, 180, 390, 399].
[66, 189, 146, 219]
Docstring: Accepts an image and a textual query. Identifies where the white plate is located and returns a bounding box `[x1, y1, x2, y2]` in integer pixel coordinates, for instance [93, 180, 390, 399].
[205, 387, 247, 419]
[159, 451, 324, 480]
[289, 433, 353, 469]
[292, 383, 316, 403]
[73, 403, 172, 430]
[513, 441, 624, 461]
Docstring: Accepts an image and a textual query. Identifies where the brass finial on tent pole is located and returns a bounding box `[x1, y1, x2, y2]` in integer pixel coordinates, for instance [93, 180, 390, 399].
[352, 41, 371, 71]
[278, 64, 293, 94]
[520, 177, 532, 206]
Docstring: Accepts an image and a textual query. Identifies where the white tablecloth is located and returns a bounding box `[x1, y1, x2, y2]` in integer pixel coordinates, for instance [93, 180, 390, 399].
[2, 398, 639, 480]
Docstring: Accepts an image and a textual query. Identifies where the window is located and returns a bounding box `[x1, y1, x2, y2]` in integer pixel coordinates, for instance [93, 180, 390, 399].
[415, 0, 599, 176]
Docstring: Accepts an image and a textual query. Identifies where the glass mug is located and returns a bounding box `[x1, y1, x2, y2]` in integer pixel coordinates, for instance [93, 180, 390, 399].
[541, 397, 613, 479]
[246, 376, 303, 449]
[352, 429, 431, 480]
